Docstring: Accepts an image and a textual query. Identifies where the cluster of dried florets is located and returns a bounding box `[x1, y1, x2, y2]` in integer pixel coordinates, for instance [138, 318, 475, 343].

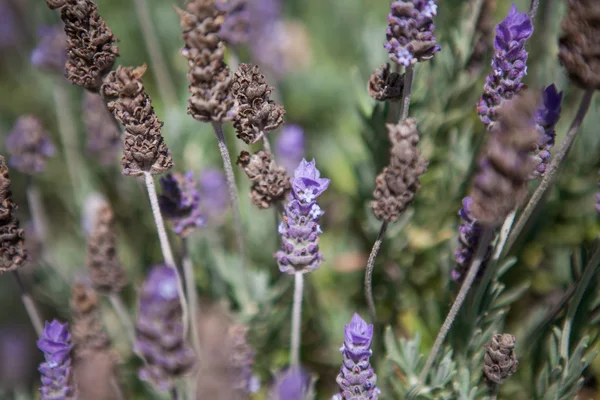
[368, 63, 404, 102]
[483, 334, 519, 385]
[70, 281, 112, 354]
[0, 157, 27, 274]
[237, 150, 291, 209]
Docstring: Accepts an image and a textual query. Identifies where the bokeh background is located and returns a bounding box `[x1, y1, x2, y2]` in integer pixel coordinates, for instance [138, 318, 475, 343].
[1, 0, 600, 398]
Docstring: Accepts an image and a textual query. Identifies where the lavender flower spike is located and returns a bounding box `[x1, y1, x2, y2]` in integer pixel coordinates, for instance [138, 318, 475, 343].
[31, 26, 67, 73]
[334, 313, 380, 400]
[477, 4, 533, 130]
[384, 0, 441, 67]
[6, 116, 55, 175]
[37, 320, 74, 400]
[198, 168, 229, 221]
[275, 159, 330, 274]
[276, 125, 305, 174]
[271, 367, 311, 400]
[531, 84, 563, 178]
[159, 172, 206, 237]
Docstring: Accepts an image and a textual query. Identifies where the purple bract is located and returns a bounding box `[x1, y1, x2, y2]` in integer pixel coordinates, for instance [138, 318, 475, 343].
[37, 320, 74, 400]
[531, 84, 563, 178]
[159, 172, 206, 237]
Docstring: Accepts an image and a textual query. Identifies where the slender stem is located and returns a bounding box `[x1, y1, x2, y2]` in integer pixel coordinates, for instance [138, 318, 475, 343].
[182, 238, 201, 359]
[492, 209, 517, 261]
[489, 384, 499, 400]
[143, 172, 189, 337]
[419, 228, 495, 382]
[529, 0, 540, 19]
[290, 272, 304, 367]
[504, 89, 595, 255]
[13, 271, 43, 335]
[170, 388, 179, 400]
[108, 293, 135, 344]
[365, 222, 388, 324]
[26, 183, 48, 242]
[399, 65, 414, 121]
[110, 377, 125, 400]
[131, 0, 178, 108]
[211, 122, 246, 268]
[262, 133, 272, 153]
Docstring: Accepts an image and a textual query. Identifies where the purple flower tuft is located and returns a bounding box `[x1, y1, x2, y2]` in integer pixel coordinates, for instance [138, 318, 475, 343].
[6, 116, 55, 175]
[135, 265, 196, 391]
[334, 313, 380, 399]
[384, 0, 441, 67]
[275, 159, 330, 274]
[198, 168, 229, 221]
[271, 367, 310, 400]
[276, 125, 305, 174]
[477, 4, 533, 130]
[159, 172, 206, 237]
[37, 320, 74, 400]
[531, 84, 563, 178]
[31, 26, 67, 73]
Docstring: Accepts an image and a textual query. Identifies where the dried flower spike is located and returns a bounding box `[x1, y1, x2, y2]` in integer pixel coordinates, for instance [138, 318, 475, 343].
[228, 324, 260, 396]
[52, 0, 119, 91]
[83, 92, 121, 166]
[85, 204, 127, 293]
[101, 65, 174, 177]
[30, 26, 67, 73]
[179, 0, 236, 123]
[276, 125, 306, 175]
[135, 265, 196, 391]
[483, 333, 518, 385]
[70, 281, 111, 354]
[371, 118, 428, 223]
[231, 64, 285, 144]
[333, 313, 380, 400]
[237, 150, 291, 209]
[558, 0, 600, 90]
[159, 172, 206, 236]
[368, 63, 404, 102]
[0, 157, 27, 274]
[385, 0, 441, 67]
[6, 116, 55, 175]
[275, 159, 330, 274]
[477, 5, 533, 130]
[531, 84, 563, 179]
[271, 367, 310, 400]
[37, 320, 75, 400]
[470, 93, 539, 226]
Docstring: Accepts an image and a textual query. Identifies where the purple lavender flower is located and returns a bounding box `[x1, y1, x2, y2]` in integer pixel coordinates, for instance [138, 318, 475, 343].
[271, 367, 310, 400]
[384, 0, 441, 67]
[31, 26, 67, 73]
[452, 196, 492, 282]
[135, 265, 196, 391]
[275, 159, 330, 274]
[6, 116, 55, 175]
[0, 1, 23, 49]
[531, 84, 563, 178]
[198, 168, 229, 219]
[37, 320, 74, 400]
[334, 313, 380, 400]
[276, 125, 305, 174]
[477, 4, 533, 130]
[159, 172, 206, 237]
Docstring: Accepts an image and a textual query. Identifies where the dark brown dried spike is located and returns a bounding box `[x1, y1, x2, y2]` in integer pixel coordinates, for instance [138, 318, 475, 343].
[101, 65, 174, 177]
[368, 63, 404, 102]
[483, 333, 518, 385]
[0, 157, 27, 274]
[70, 282, 111, 354]
[231, 64, 286, 144]
[236, 150, 291, 209]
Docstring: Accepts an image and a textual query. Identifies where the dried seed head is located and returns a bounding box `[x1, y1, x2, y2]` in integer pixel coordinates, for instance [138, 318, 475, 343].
[6, 116, 55, 175]
[179, 0, 236, 123]
[231, 64, 285, 144]
[70, 282, 111, 354]
[228, 324, 259, 396]
[237, 150, 291, 209]
[558, 0, 600, 89]
[83, 92, 121, 166]
[101, 65, 174, 177]
[85, 204, 127, 293]
[368, 63, 404, 102]
[470, 93, 539, 226]
[371, 118, 428, 223]
[483, 334, 518, 385]
[0, 158, 27, 274]
[51, 0, 119, 91]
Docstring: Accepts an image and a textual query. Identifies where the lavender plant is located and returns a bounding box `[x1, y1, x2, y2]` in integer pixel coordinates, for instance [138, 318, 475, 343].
[37, 320, 74, 400]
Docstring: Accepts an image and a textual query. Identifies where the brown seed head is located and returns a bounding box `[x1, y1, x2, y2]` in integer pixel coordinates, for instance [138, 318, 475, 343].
[231, 64, 286, 144]
[368, 63, 404, 102]
[483, 333, 518, 385]
[0, 158, 27, 274]
[70, 282, 111, 354]
[558, 0, 600, 90]
[237, 150, 291, 209]
[179, 0, 236, 123]
[371, 119, 428, 222]
[101, 65, 174, 177]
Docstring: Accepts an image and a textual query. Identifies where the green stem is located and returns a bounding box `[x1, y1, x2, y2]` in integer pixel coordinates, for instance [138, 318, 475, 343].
[290, 272, 304, 366]
[399, 65, 414, 121]
[182, 238, 200, 400]
[364, 222, 388, 324]
[108, 293, 135, 344]
[13, 271, 43, 335]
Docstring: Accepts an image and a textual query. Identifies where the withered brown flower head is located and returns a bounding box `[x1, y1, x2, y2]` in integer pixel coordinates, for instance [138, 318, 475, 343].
[101, 65, 174, 177]
[368, 63, 404, 102]
[236, 150, 291, 209]
[85, 204, 127, 293]
[558, 0, 600, 90]
[470, 93, 539, 226]
[371, 119, 428, 223]
[231, 64, 285, 144]
[48, 0, 119, 91]
[0, 157, 27, 274]
[178, 0, 236, 123]
[483, 333, 518, 385]
[70, 282, 111, 353]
